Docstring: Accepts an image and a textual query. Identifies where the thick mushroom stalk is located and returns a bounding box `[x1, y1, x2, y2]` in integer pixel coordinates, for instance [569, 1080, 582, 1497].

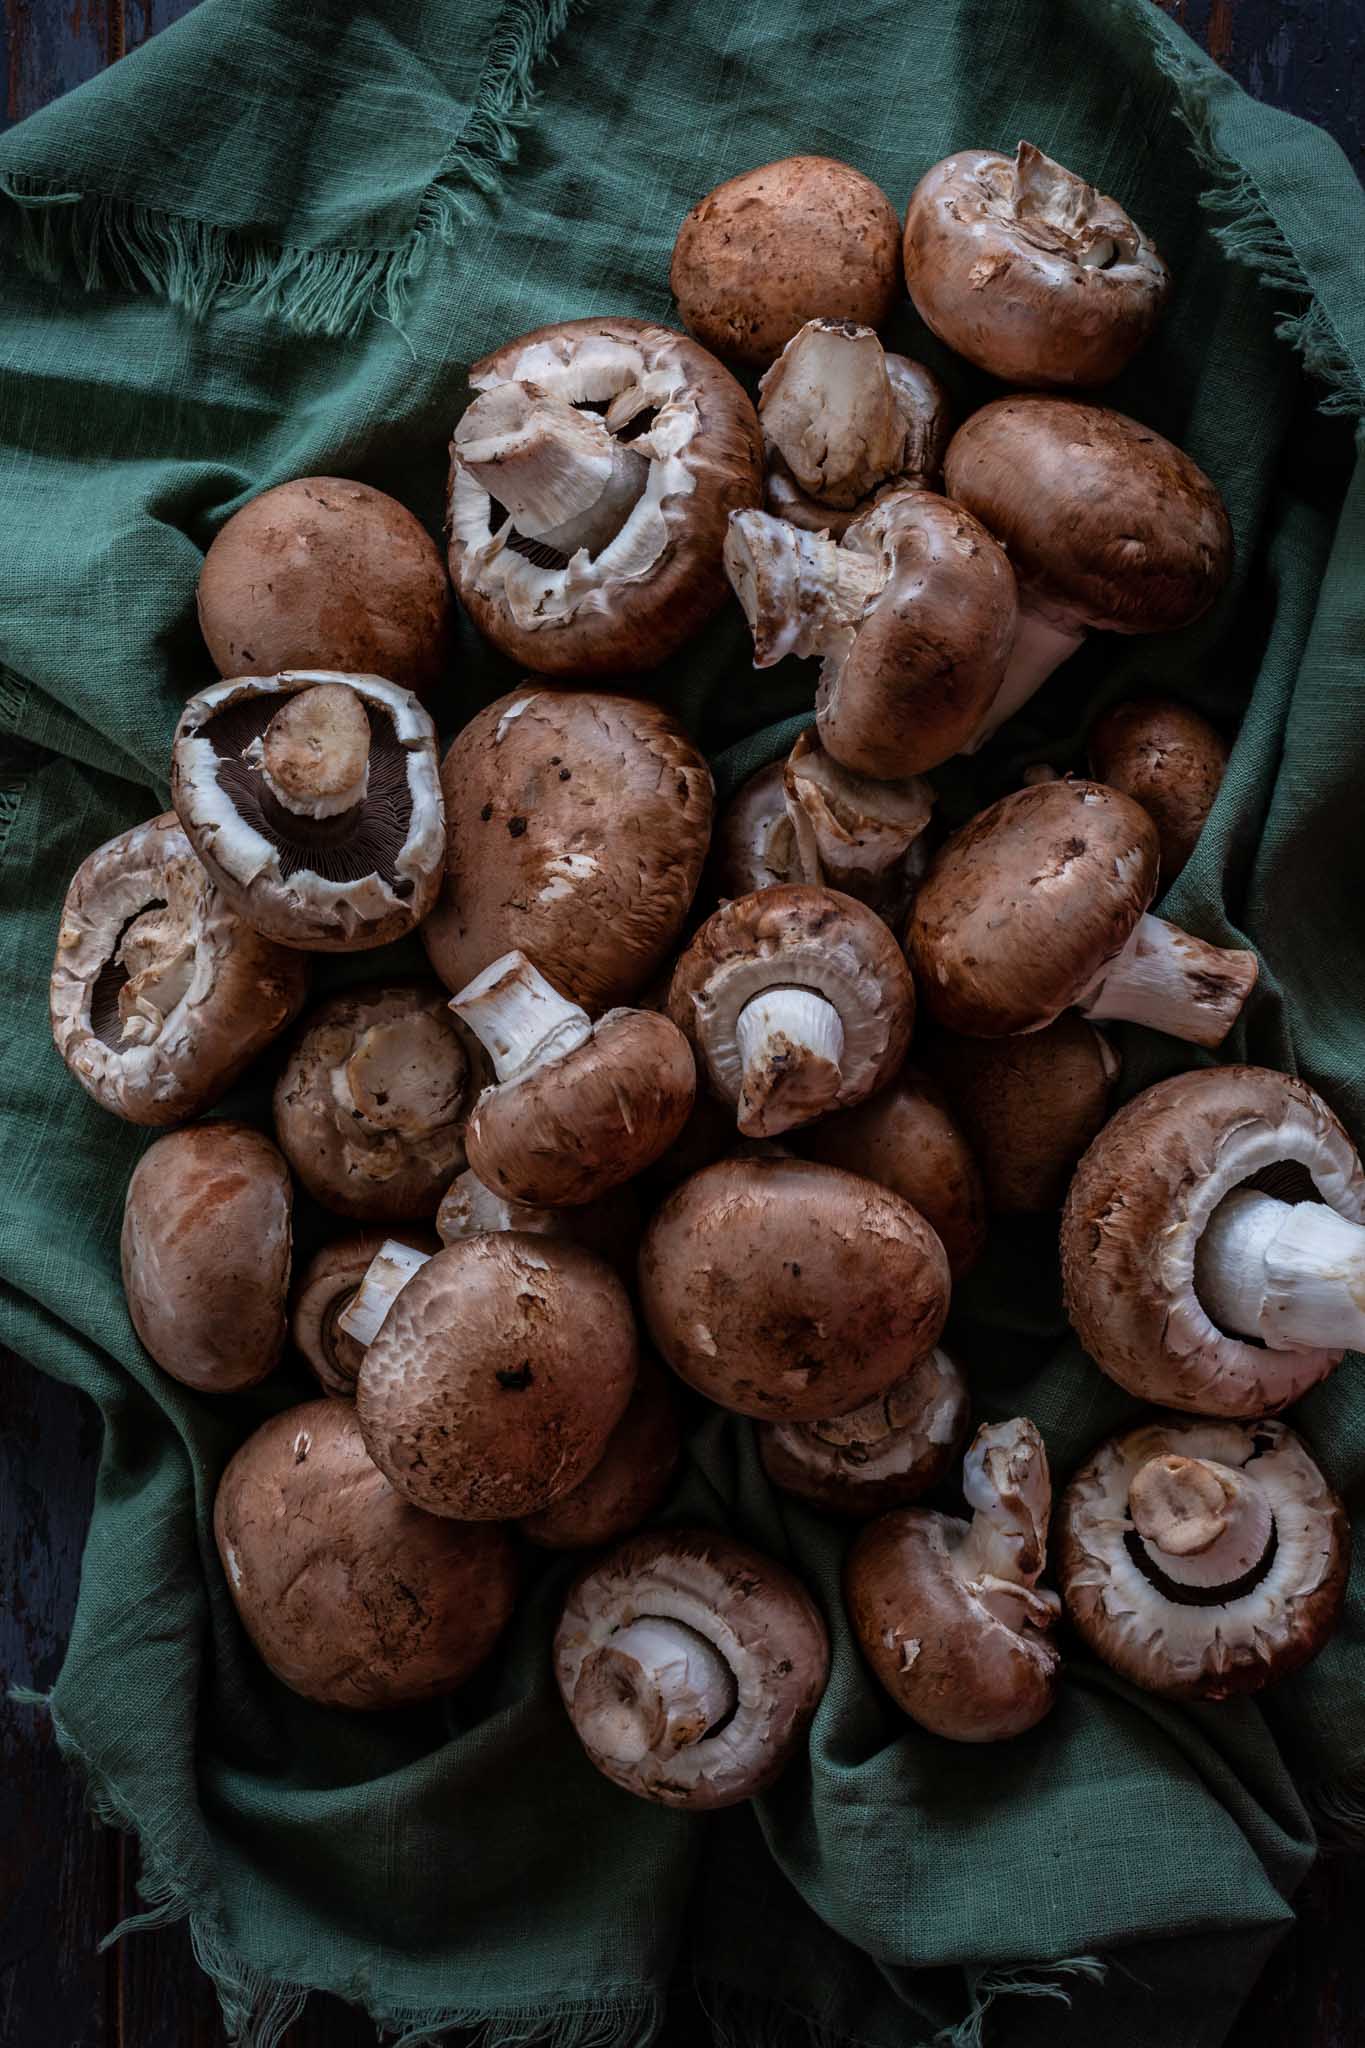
[571, 1618, 737, 1764]
[1195, 1189, 1365, 1354]
[957, 1419, 1063, 1634]
[1077, 912, 1259, 1050]
[724, 512, 882, 667]
[249, 681, 373, 820]
[1128, 1452, 1273, 1591]
[336, 1238, 433, 1348]
[454, 381, 648, 560]
[450, 951, 593, 1082]
[759, 319, 909, 508]
[964, 605, 1087, 753]
[735, 987, 846, 1136]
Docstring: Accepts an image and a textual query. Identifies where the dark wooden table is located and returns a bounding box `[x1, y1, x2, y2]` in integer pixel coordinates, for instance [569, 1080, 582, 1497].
[3, 3, 1364, 2044]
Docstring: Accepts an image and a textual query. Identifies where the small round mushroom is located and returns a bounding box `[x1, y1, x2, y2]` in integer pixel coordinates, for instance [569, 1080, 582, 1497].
[641, 1156, 949, 1420]
[197, 477, 453, 696]
[421, 689, 714, 1014]
[942, 398, 1232, 747]
[448, 318, 761, 675]
[520, 1358, 682, 1550]
[554, 1527, 829, 1806]
[451, 951, 696, 1206]
[1056, 1416, 1349, 1700]
[122, 1123, 291, 1392]
[50, 813, 309, 1127]
[1088, 697, 1230, 883]
[668, 886, 914, 1138]
[670, 156, 902, 369]
[214, 1400, 517, 1709]
[907, 780, 1258, 1048]
[904, 143, 1170, 388]
[1062, 1065, 1365, 1415]
[782, 730, 935, 918]
[725, 487, 1019, 779]
[274, 983, 480, 1221]
[759, 1347, 970, 1518]
[290, 1227, 440, 1398]
[435, 1166, 641, 1278]
[845, 1418, 1062, 1742]
[171, 671, 444, 951]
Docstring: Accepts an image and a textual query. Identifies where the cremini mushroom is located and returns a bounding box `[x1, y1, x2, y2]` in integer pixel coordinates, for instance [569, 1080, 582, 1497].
[50, 812, 308, 1126]
[422, 689, 713, 1013]
[171, 670, 444, 951]
[448, 318, 761, 674]
[903, 143, 1169, 387]
[1062, 1066, 1365, 1415]
[197, 477, 453, 696]
[782, 730, 935, 917]
[290, 1227, 440, 1398]
[667, 885, 913, 1137]
[554, 1527, 829, 1806]
[215, 1400, 518, 1709]
[274, 983, 481, 1221]
[520, 1358, 682, 1550]
[1057, 1416, 1348, 1700]
[759, 1347, 970, 1518]
[451, 951, 696, 1206]
[641, 1156, 949, 1420]
[1088, 697, 1230, 883]
[907, 780, 1257, 1047]
[435, 1166, 641, 1277]
[845, 1418, 1062, 1741]
[710, 762, 800, 901]
[122, 1123, 291, 1392]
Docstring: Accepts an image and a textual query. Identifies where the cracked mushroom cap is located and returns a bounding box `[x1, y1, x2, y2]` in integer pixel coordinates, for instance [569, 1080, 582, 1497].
[1061, 1066, 1365, 1415]
[214, 1400, 518, 1710]
[759, 1346, 970, 1518]
[50, 813, 309, 1127]
[196, 477, 453, 697]
[520, 1357, 682, 1550]
[904, 143, 1170, 387]
[554, 1526, 829, 1807]
[357, 1233, 637, 1519]
[421, 689, 713, 1014]
[171, 670, 445, 952]
[1088, 697, 1230, 883]
[640, 1156, 950, 1421]
[1056, 1416, 1349, 1701]
[448, 318, 761, 675]
[290, 1226, 441, 1398]
[121, 1123, 291, 1392]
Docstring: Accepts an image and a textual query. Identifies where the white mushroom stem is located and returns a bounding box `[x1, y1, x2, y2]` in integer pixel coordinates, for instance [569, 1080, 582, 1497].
[451, 950, 592, 1083]
[1128, 1452, 1274, 1588]
[960, 605, 1086, 752]
[725, 510, 885, 668]
[336, 1239, 433, 1348]
[735, 987, 845, 1137]
[333, 1011, 469, 1135]
[784, 733, 933, 902]
[758, 320, 907, 508]
[454, 380, 648, 557]
[437, 1168, 557, 1246]
[1194, 1188, 1365, 1353]
[958, 1419, 1053, 1600]
[1076, 913, 1257, 1048]
[572, 1618, 737, 1764]
[249, 682, 372, 819]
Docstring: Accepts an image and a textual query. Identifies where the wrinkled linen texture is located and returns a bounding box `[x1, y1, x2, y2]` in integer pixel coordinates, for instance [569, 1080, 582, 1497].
[1, 0, 1363, 2043]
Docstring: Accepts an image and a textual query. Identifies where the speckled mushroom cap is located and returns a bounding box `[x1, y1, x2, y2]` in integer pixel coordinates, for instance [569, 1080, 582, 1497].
[943, 399, 1232, 635]
[1088, 697, 1230, 882]
[214, 1400, 518, 1709]
[1061, 1066, 1365, 1415]
[520, 1357, 682, 1550]
[290, 1226, 440, 1398]
[1056, 1416, 1349, 1701]
[904, 144, 1170, 387]
[640, 1156, 950, 1420]
[357, 1233, 637, 1519]
[121, 1123, 291, 1392]
[421, 689, 714, 1014]
[759, 1347, 970, 1519]
[554, 1526, 830, 1807]
[171, 670, 445, 951]
[448, 318, 761, 675]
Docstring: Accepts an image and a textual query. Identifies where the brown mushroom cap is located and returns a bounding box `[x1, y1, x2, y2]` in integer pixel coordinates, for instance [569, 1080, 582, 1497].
[197, 477, 453, 697]
[214, 1400, 517, 1709]
[710, 761, 800, 901]
[435, 1167, 641, 1280]
[1088, 698, 1230, 882]
[50, 813, 309, 1127]
[670, 157, 902, 368]
[290, 1226, 441, 1397]
[520, 1358, 682, 1550]
[759, 1346, 970, 1518]
[357, 1234, 637, 1519]
[121, 1122, 291, 1392]
[943, 398, 1233, 636]
[640, 1156, 949, 1420]
[421, 689, 713, 1014]
[1056, 1416, 1349, 1701]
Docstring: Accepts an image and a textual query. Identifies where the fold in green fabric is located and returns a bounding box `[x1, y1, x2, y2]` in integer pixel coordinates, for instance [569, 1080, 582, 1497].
[1, 2, 1364, 2043]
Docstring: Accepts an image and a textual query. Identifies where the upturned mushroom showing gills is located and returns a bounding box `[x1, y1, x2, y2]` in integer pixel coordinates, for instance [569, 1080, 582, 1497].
[448, 318, 761, 675]
[907, 780, 1258, 1048]
[667, 885, 913, 1138]
[903, 143, 1170, 388]
[50, 813, 309, 1126]
[1061, 1066, 1365, 1415]
[215, 1401, 518, 1710]
[290, 1227, 439, 1398]
[1057, 1417, 1348, 1701]
[641, 1156, 949, 1420]
[520, 1357, 682, 1550]
[845, 1418, 1062, 1742]
[171, 671, 445, 951]
[422, 689, 713, 1014]
[554, 1527, 830, 1807]
[759, 1347, 970, 1519]
[942, 398, 1232, 746]
[1088, 697, 1230, 884]
[724, 487, 1018, 779]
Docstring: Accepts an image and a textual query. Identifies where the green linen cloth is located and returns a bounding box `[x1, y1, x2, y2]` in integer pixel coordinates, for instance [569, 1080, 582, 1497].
[2, 1, 1364, 2042]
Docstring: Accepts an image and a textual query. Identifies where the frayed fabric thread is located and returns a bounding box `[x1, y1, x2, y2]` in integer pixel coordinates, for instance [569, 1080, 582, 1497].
[934, 1957, 1108, 2048]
